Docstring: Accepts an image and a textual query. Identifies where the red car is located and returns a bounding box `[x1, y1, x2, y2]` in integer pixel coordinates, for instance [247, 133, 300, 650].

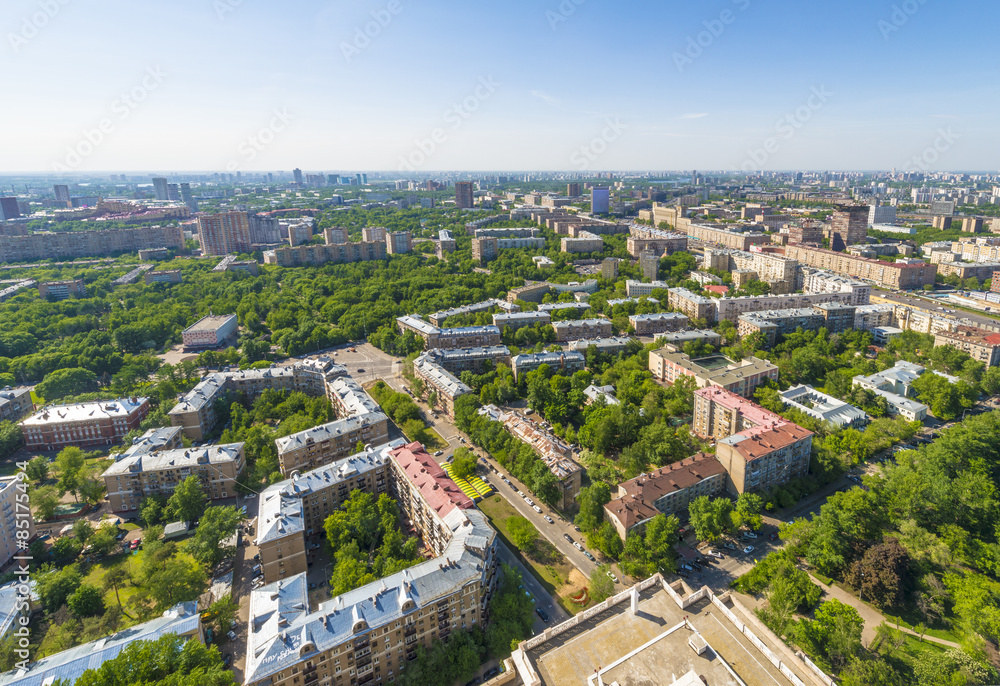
[129, 538, 141, 550]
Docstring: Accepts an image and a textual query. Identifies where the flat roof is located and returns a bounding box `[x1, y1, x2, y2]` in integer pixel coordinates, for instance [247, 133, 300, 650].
[184, 313, 237, 333]
[23, 397, 148, 427]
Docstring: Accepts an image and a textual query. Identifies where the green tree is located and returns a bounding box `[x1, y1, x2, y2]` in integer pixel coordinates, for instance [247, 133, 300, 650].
[31, 484, 61, 520]
[734, 492, 764, 531]
[688, 496, 734, 542]
[184, 506, 243, 567]
[36, 367, 98, 401]
[103, 564, 130, 608]
[89, 523, 119, 556]
[590, 565, 615, 603]
[74, 634, 234, 686]
[451, 447, 478, 480]
[143, 553, 208, 612]
[36, 565, 83, 612]
[25, 456, 49, 483]
[55, 446, 87, 501]
[166, 476, 207, 523]
[575, 483, 611, 534]
[68, 584, 105, 617]
[507, 516, 538, 552]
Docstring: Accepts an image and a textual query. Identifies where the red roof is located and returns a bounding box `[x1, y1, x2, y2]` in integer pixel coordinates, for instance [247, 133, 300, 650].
[705, 284, 730, 295]
[389, 442, 474, 518]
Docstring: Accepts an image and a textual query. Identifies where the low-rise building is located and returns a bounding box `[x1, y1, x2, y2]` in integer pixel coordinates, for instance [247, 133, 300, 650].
[625, 280, 670, 298]
[181, 314, 238, 350]
[649, 351, 778, 398]
[481, 407, 582, 510]
[37, 279, 85, 300]
[427, 300, 516, 327]
[560, 232, 603, 253]
[737, 308, 825, 348]
[510, 351, 586, 380]
[537, 302, 592, 315]
[396, 316, 502, 350]
[103, 443, 245, 513]
[21, 397, 149, 451]
[604, 454, 726, 539]
[853, 361, 929, 421]
[144, 269, 183, 284]
[629, 312, 689, 335]
[507, 282, 550, 303]
[779, 385, 868, 428]
[872, 325, 904, 346]
[934, 326, 1000, 366]
[666, 287, 718, 322]
[583, 384, 619, 406]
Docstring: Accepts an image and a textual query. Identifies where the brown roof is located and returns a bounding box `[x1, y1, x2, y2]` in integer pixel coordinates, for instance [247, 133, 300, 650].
[604, 453, 725, 531]
[722, 423, 814, 462]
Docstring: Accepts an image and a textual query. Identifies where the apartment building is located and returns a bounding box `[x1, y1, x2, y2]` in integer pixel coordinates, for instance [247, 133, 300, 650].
[560, 232, 603, 253]
[934, 326, 1000, 366]
[435, 230, 455, 257]
[275, 411, 389, 475]
[629, 312, 689, 335]
[648, 351, 778, 398]
[829, 206, 869, 251]
[737, 308, 825, 348]
[103, 443, 245, 513]
[552, 318, 613, 342]
[0, 389, 32, 423]
[568, 336, 635, 355]
[21, 397, 150, 451]
[683, 223, 770, 251]
[428, 301, 517, 327]
[853, 304, 895, 331]
[256, 449, 392, 583]
[603, 454, 726, 539]
[784, 244, 937, 289]
[386, 231, 412, 255]
[510, 351, 585, 380]
[264, 240, 387, 267]
[493, 311, 551, 331]
[626, 226, 688, 257]
[481, 407, 581, 510]
[626, 280, 671, 298]
[653, 329, 722, 352]
[666, 288, 717, 322]
[245, 442, 497, 686]
[361, 227, 387, 243]
[0, 602, 202, 686]
[0, 225, 184, 262]
[537, 302, 592, 315]
[144, 269, 183, 284]
[779, 385, 867, 429]
[694, 387, 813, 494]
[812, 302, 858, 334]
[181, 314, 238, 349]
[168, 358, 348, 441]
[0, 477, 34, 570]
[417, 347, 511, 376]
[715, 290, 857, 324]
[38, 279, 85, 300]
[198, 212, 252, 256]
[507, 282, 551, 303]
[412, 354, 472, 418]
[395, 316, 502, 350]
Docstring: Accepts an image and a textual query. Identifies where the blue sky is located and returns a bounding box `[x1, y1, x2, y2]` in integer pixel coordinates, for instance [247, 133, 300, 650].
[2, 0, 997, 172]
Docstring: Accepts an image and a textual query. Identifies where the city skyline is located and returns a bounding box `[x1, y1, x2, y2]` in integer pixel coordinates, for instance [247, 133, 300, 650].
[2, 0, 997, 173]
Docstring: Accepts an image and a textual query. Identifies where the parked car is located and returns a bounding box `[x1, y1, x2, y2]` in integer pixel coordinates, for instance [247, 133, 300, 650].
[434, 450, 443, 456]
[356, 368, 365, 373]
[680, 564, 694, 572]
[768, 532, 779, 541]
[563, 534, 574, 543]
[742, 531, 758, 539]
[573, 542, 583, 551]
[532, 505, 542, 514]
[223, 654, 233, 668]
[535, 608, 549, 623]
[742, 545, 755, 555]
[584, 551, 595, 562]
[517, 491, 525, 497]
[606, 570, 618, 583]
[524, 497, 534, 506]
[544, 515, 554, 524]
[509, 482, 518, 492]
[484, 667, 500, 680]
[723, 542, 737, 551]
[707, 550, 724, 559]
[227, 630, 237, 641]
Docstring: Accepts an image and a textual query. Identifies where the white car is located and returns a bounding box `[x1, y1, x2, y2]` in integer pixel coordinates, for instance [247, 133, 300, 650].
[606, 570, 618, 583]
[742, 545, 755, 555]
[708, 550, 724, 559]
[524, 497, 534, 506]
[544, 515, 554, 524]
[532, 505, 542, 514]
[742, 531, 758, 539]
[573, 542, 584, 551]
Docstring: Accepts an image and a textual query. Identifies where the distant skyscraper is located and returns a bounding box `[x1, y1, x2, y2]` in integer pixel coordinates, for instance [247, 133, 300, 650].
[355, 173, 362, 186]
[0, 197, 20, 221]
[152, 177, 169, 201]
[166, 183, 181, 201]
[361, 173, 368, 185]
[592, 187, 610, 214]
[180, 183, 198, 212]
[567, 183, 581, 197]
[455, 182, 474, 209]
[868, 199, 896, 227]
[53, 184, 70, 203]
[293, 168, 303, 186]
[198, 212, 252, 256]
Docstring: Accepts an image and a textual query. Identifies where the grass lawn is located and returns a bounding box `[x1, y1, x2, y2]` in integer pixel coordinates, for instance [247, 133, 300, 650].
[882, 613, 962, 644]
[420, 427, 447, 451]
[478, 495, 590, 615]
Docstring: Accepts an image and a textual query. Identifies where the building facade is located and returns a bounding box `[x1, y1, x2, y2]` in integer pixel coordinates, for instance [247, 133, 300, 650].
[198, 212, 252, 256]
[21, 398, 150, 451]
[181, 314, 239, 349]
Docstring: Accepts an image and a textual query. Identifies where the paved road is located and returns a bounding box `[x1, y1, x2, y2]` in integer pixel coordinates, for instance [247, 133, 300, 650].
[497, 542, 568, 633]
